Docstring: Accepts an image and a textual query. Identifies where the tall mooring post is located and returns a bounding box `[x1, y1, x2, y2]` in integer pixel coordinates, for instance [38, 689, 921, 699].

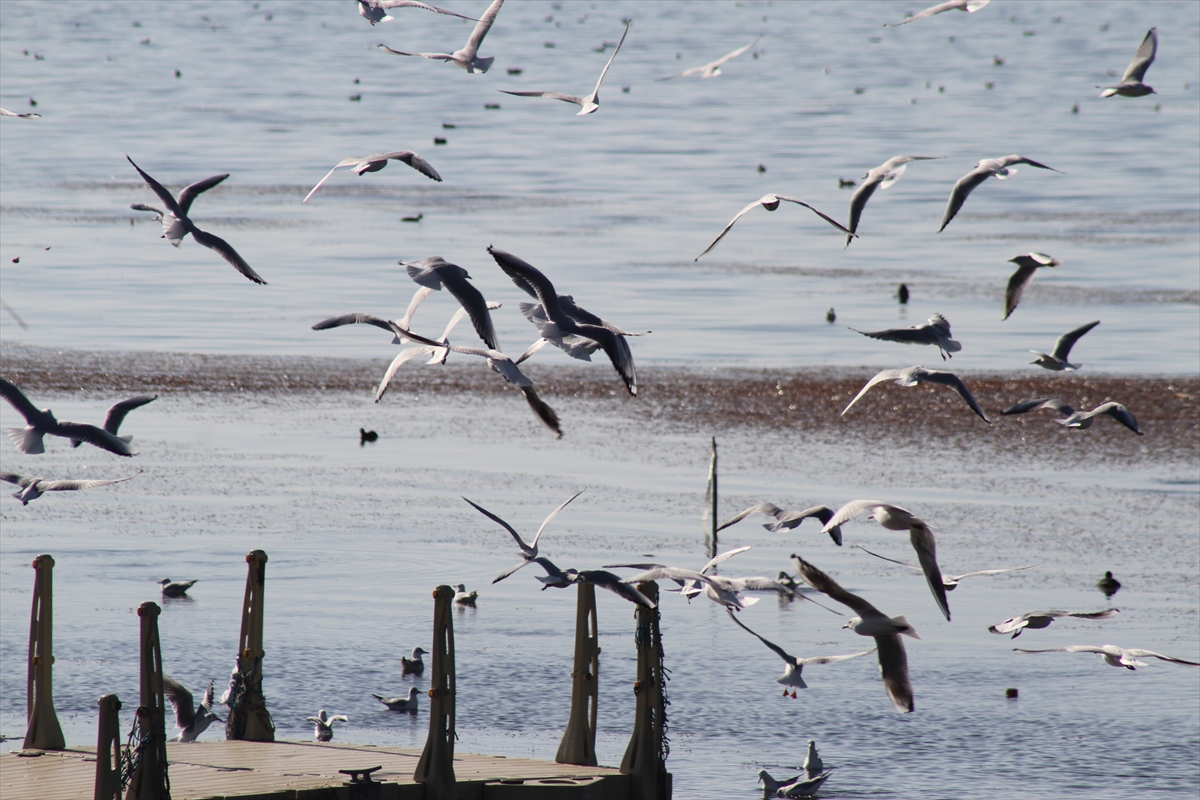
[95, 694, 123, 800]
[24, 553, 65, 750]
[415, 584, 457, 800]
[226, 549, 275, 741]
[556, 582, 599, 766]
[702, 437, 718, 560]
[621, 581, 671, 800]
[125, 602, 168, 800]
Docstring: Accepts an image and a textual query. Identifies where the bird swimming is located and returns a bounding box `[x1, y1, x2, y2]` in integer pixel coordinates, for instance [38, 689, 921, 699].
[1097, 571, 1121, 597]
[454, 583, 478, 605]
[401, 646, 427, 675]
[160, 578, 197, 598]
[373, 686, 420, 711]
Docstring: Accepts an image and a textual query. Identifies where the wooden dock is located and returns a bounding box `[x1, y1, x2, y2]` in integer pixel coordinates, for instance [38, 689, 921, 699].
[2, 740, 634, 800]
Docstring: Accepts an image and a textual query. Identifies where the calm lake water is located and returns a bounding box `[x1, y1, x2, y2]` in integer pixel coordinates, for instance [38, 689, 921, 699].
[1, 1, 1198, 798]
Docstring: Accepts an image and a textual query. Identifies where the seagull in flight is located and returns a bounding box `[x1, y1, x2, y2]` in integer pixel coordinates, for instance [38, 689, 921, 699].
[1, 108, 41, 118]
[378, 0, 504, 73]
[989, 608, 1119, 639]
[885, 0, 991, 27]
[356, 0, 478, 26]
[841, 365, 990, 424]
[1099, 28, 1157, 97]
[823, 501, 951, 622]
[1004, 252, 1060, 319]
[715, 503, 843, 545]
[528, 556, 656, 607]
[854, 544, 1039, 590]
[303, 151, 441, 203]
[606, 546, 753, 600]
[726, 608, 875, 690]
[1001, 398, 1142, 435]
[844, 156, 943, 246]
[619, 566, 797, 611]
[71, 395, 156, 448]
[2, 378, 137, 456]
[792, 554, 917, 713]
[658, 36, 760, 80]
[695, 195, 855, 260]
[938, 156, 1063, 233]
[1014, 644, 1199, 670]
[501, 21, 629, 115]
[850, 314, 961, 360]
[401, 256, 499, 350]
[163, 675, 222, 742]
[1, 469, 140, 505]
[127, 156, 266, 285]
[464, 490, 584, 583]
[1028, 320, 1100, 371]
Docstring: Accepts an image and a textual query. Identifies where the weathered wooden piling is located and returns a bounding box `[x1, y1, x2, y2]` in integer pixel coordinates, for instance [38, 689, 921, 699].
[125, 601, 169, 800]
[24, 553, 65, 751]
[556, 582, 600, 766]
[415, 584, 458, 800]
[226, 549, 275, 742]
[94, 694, 122, 800]
[620, 582, 671, 800]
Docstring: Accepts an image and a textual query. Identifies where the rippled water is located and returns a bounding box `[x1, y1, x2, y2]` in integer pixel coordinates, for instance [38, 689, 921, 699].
[1, 2, 1198, 798]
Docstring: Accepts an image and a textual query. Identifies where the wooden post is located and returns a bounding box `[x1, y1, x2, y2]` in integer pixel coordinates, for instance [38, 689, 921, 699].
[24, 553, 65, 750]
[226, 550, 275, 741]
[415, 585, 457, 800]
[125, 602, 168, 800]
[556, 582, 599, 766]
[621, 582, 670, 800]
[95, 694, 122, 800]
[702, 438, 718, 560]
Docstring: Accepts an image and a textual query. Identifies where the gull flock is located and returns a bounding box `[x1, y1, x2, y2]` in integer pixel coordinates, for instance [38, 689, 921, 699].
[1, 1, 1192, 794]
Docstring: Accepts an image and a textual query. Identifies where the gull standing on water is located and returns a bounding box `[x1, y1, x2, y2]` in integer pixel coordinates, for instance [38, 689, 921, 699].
[792, 555, 918, 713]
[465, 490, 584, 583]
[71, 394, 156, 448]
[1, 469, 139, 505]
[1099, 28, 1157, 97]
[373, 687, 421, 711]
[2, 378, 136, 456]
[849, 314, 962, 360]
[302, 151, 442, 203]
[715, 503, 843, 546]
[163, 676, 222, 742]
[726, 608, 874, 692]
[307, 709, 349, 741]
[1004, 252, 1060, 319]
[1015, 644, 1200, 670]
[938, 156, 1063, 233]
[855, 544, 1039, 590]
[844, 156, 944, 246]
[989, 608, 1119, 638]
[841, 365, 990, 424]
[127, 156, 267, 285]
[1028, 320, 1100, 370]
[501, 21, 629, 115]
[1001, 398, 1143, 435]
[695, 195, 855, 260]
[823, 501, 951, 621]
[356, 0, 478, 26]
[378, 0, 504, 73]
[884, 0, 991, 27]
[657, 36, 760, 80]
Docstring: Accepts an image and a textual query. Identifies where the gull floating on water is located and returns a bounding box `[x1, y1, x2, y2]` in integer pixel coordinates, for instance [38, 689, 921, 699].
[71, 394, 156, 448]
[823, 501, 951, 621]
[776, 772, 833, 798]
[1004, 252, 1060, 319]
[715, 503, 843, 546]
[377, 0, 504, 73]
[841, 365, 990, 424]
[163, 675, 221, 742]
[356, 0, 478, 26]
[885, 0, 991, 27]
[658, 36, 760, 80]
[465, 490, 584, 583]
[990, 608, 1119, 638]
[401, 646, 427, 675]
[1015, 644, 1199, 670]
[850, 314, 961, 360]
[306, 709, 349, 741]
[302, 151, 442, 203]
[160, 578, 197, 598]
[454, 583, 478, 605]
[373, 687, 420, 711]
[844, 156, 944, 246]
[803, 740, 823, 774]
[1099, 28, 1157, 97]
[1001, 398, 1143, 435]
[792, 554, 917, 713]
[1029, 320, 1100, 370]
[501, 21, 629, 115]
[695, 195, 855, 261]
[489, 246, 638, 396]
[0, 107, 41, 118]
[2, 377, 137, 456]
[938, 156, 1063, 233]
[854, 544, 1039, 590]
[127, 156, 267, 285]
[530, 556, 656, 607]
[727, 608, 875, 690]
[1, 469, 140, 505]
[758, 770, 800, 799]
